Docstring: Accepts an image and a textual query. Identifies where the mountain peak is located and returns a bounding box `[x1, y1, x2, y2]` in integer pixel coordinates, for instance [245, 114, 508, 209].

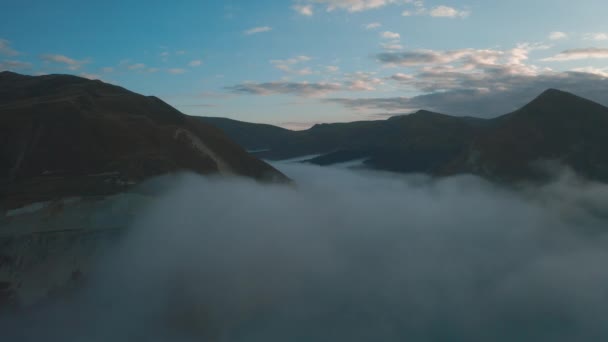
[512, 88, 608, 119]
[0, 70, 27, 80]
[528, 88, 592, 107]
[413, 109, 437, 115]
[537, 88, 577, 100]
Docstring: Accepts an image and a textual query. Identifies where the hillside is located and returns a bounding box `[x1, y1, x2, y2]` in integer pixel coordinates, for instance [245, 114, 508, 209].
[200, 89, 608, 182]
[0, 71, 288, 209]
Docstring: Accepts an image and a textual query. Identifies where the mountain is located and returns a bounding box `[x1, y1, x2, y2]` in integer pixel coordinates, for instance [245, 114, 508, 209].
[200, 89, 608, 183]
[0, 71, 288, 209]
[453, 89, 608, 182]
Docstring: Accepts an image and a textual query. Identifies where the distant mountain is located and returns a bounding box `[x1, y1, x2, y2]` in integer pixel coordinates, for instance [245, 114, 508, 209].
[0, 71, 288, 209]
[452, 89, 608, 182]
[201, 89, 608, 183]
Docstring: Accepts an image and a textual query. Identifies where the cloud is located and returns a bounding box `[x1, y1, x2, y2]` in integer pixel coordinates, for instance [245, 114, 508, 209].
[244, 26, 273, 35]
[401, 2, 469, 18]
[390, 72, 413, 81]
[40, 54, 89, 70]
[380, 31, 403, 50]
[376, 49, 469, 66]
[549, 31, 568, 40]
[326, 65, 340, 72]
[167, 68, 186, 74]
[0, 60, 32, 71]
[571, 67, 608, 78]
[347, 79, 380, 91]
[333, 44, 607, 116]
[188, 60, 202, 67]
[381, 42, 404, 51]
[6, 163, 608, 341]
[365, 22, 382, 30]
[293, 4, 314, 15]
[79, 73, 101, 80]
[542, 48, 608, 62]
[127, 63, 146, 70]
[343, 71, 384, 91]
[226, 81, 341, 97]
[0, 39, 19, 56]
[376, 44, 546, 69]
[311, 0, 401, 12]
[291, 1, 471, 18]
[328, 71, 608, 116]
[429, 5, 469, 18]
[292, 0, 470, 17]
[381, 31, 400, 39]
[583, 33, 608, 41]
[270, 56, 313, 75]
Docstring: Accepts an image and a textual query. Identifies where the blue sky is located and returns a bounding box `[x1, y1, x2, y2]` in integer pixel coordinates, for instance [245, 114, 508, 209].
[2, 0, 608, 128]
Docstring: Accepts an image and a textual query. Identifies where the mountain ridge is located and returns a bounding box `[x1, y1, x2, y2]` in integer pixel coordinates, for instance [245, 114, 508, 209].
[200, 88, 608, 182]
[0, 72, 289, 209]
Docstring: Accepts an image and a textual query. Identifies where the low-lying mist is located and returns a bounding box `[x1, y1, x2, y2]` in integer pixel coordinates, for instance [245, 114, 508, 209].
[4, 163, 608, 341]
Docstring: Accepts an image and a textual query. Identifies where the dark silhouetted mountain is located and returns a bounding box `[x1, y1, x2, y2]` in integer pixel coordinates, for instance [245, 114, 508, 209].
[200, 89, 608, 183]
[449, 89, 608, 181]
[0, 71, 288, 209]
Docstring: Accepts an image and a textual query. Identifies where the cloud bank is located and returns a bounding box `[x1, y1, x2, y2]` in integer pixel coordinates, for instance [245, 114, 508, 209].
[4, 163, 608, 341]
[226, 81, 342, 97]
[327, 71, 608, 116]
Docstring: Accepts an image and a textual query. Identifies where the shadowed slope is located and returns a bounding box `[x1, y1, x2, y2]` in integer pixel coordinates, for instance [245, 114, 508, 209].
[201, 89, 608, 182]
[0, 72, 288, 208]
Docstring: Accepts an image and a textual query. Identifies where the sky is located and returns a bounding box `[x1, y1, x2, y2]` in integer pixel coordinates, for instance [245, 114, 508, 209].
[1, 0, 608, 129]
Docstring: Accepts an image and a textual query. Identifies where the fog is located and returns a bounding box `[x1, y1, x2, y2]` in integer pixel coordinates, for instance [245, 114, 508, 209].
[4, 163, 608, 341]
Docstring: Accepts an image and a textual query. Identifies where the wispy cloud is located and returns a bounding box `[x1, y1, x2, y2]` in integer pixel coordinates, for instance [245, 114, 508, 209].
[0, 60, 31, 71]
[381, 42, 404, 51]
[549, 31, 568, 40]
[327, 71, 608, 117]
[381, 31, 400, 40]
[542, 48, 608, 62]
[326, 65, 340, 72]
[79, 72, 101, 80]
[40, 54, 89, 70]
[402, 2, 470, 18]
[321, 43, 608, 116]
[244, 26, 273, 35]
[188, 60, 202, 67]
[299, 0, 398, 13]
[583, 32, 608, 41]
[167, 68, 187, 75]
[0, 39, 19, 56]
[429, 5, 469, 18]
[293, 0, 468, 17]
[226, 81, 341, 97]
[270, 56, 313, 75]
[293, 4, 313, 16]
[326, 42, 608, 117]
[344, 71, 383, 91]
[365, 22, 382, 30]
[128, 63, 146, 70]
